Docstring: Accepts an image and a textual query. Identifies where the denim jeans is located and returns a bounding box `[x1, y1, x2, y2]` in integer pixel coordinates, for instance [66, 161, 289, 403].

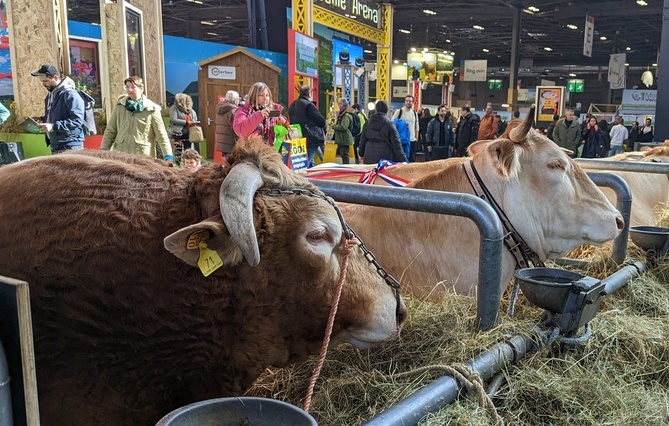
[609, 145, 624, 156]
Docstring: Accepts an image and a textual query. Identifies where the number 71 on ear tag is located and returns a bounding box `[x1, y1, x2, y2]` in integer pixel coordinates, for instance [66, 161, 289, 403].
[197, 241, 223, 277]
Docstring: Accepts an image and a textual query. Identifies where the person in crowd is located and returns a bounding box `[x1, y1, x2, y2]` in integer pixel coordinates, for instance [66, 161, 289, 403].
[31, 64, 85, 154]
[638, 117, 654, 142]
[598, 119, 611, 156]
[552, 108, 581, 158]
[477, 103, 498, 140]
[391, 95, 419, 162]
[182, 148, 202, 171]
[331, 97, 355, 164]
[419, 107, 432, 160]
[627, 121, 640, 151]
[359, 100, 407, 165]
[581, 116, 607, 158]
[545, 113, 560, 141]
[288, 85, 326, 167]
[351, 103, 366, 164]
[426, 104, 453, 160]
[0, 102, 9, 125]
[169, 93, 199, 151]
[215, 90, 240, 157]
[608, 116, 628, 156]
[494, 113, 506, 137]
[454, 105, 479, 157]
[101, 76, 173, 160]
[232, 82, 285, 146]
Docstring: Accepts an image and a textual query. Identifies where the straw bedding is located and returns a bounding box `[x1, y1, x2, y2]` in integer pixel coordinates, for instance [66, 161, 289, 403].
[246, 215, 669, 425]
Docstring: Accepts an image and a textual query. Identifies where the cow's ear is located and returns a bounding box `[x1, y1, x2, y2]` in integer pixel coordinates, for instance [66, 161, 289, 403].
[164, 219, 243, 267]
[486, 139, 517, 178]
[468, 140, 493, 156]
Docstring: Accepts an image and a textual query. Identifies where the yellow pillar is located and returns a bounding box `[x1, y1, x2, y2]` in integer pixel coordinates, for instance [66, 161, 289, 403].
[377, 3, 393, 102]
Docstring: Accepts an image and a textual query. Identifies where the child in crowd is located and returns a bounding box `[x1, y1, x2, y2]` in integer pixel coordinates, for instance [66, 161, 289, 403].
[182, 149, 202, 171]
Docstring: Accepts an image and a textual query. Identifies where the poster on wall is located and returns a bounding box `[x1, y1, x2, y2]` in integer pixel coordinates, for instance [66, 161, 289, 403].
[0, 0, 13, 98]
[69, 38, 101, 106]
[535, 86, 565, 122]
[292, 30, 318, 78]
[407, 51, 454, 82]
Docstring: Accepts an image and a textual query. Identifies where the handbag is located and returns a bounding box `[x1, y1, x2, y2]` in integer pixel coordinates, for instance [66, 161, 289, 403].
[303, 123, 325, 146]
[189, 125, 204, 142]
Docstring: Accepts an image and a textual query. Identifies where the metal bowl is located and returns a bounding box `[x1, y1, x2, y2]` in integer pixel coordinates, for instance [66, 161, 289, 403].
[629, 226, 669, 252]
[514, 267, 586, 313]
[156, 397, 318, 426]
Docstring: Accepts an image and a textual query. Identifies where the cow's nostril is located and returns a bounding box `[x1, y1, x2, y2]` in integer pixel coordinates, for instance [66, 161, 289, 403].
[616, 216, 625, 231]
[396, 299, 408, 326]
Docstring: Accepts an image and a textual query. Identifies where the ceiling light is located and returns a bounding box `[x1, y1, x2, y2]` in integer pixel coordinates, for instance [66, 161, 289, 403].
[600, 36, 607, 40]
[527, 32, 547, 37]
[423, 9, 436, 15]
[567, 24, 577, 30]
[624, 63, 630, 66]
[652, 63, 658, 66]
[399, 29, 411, 34]
[411, 47, 416, 52]
[445, 39, 451, 43]
[522, 9, 534, 15]
[482, 48, 489, 52]
[528, 6, 540, 12]
[443, 50, 449, 54]
[201, 20, 216, 26]
[403, 62, 407, 66]
[569, 73, 576, 77]
[187, 0, 203, 4]
[473, 25, 484, 30]
[364, 49, 372, 53]
[393, 60, 399, 64]
[626, 46, 631, 51]
[544, 47, 553, 51]
[206, 32, 218, 36]
[501, 103, 510, 107]
[636, 0, 648, 5]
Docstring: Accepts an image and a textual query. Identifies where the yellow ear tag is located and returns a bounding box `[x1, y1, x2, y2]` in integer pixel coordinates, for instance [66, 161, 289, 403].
[197, 241, 223, 277]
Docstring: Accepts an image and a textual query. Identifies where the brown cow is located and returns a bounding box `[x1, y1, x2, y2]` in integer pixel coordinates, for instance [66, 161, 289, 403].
[337, 112, 624, 296]
[0, 140, 405, 425]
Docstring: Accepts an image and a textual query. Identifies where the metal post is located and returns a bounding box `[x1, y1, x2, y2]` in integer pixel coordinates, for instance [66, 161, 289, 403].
[310, 180, 505, 330]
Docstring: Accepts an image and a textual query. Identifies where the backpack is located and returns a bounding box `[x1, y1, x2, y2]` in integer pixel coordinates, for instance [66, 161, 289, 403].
[393, 118, 410, 144]
[347, 111, 362, 136]
[77, 90, 97, 136]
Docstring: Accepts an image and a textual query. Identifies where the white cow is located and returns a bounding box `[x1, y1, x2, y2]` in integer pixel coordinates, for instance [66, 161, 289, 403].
[338, 112, 624, 297]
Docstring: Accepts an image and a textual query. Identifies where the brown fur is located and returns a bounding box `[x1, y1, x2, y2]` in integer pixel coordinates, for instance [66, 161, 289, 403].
[0, 139, 403, 425]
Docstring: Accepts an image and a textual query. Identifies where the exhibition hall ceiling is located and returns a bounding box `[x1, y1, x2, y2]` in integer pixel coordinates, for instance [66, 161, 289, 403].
[67, 0, 662, 71]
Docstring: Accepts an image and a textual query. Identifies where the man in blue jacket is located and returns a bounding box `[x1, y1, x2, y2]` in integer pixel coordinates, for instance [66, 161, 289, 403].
[31, 64, 85, 153]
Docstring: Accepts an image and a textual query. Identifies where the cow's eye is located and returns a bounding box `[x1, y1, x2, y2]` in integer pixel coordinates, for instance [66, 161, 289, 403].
[307, 230, 332, 244]
[548, 159, 564, 170]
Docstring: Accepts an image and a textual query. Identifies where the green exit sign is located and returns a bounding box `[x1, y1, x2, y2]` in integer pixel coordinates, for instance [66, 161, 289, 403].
[487, 79, 503, 91]
[567, 79, 585, 93]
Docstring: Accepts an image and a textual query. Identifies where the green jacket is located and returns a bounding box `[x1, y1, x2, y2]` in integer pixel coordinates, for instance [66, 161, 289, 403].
[101, 95, 172, 158]
[331, 111, 355, 146]
[552, 118, 581, 153]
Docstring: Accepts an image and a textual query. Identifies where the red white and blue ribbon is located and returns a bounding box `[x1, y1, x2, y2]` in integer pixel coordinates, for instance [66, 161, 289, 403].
[305, 159, 410, 187]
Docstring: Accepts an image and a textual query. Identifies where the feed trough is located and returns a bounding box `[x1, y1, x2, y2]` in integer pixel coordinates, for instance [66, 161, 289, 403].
[514, 267, 605, 336]
[156, 397, 318, 426]
[629, 226, 669, 255]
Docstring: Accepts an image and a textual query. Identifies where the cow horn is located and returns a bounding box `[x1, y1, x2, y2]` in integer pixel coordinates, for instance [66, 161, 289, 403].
[219, 161, 264, 267]
[509, 104, 536, 143]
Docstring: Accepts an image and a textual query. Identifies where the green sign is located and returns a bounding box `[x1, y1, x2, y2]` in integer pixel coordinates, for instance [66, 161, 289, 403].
[487, 79, 503, 91]
[567, 79, 585, 93]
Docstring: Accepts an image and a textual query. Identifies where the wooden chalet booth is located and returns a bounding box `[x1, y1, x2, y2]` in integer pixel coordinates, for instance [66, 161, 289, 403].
[198, 47, 280, 162]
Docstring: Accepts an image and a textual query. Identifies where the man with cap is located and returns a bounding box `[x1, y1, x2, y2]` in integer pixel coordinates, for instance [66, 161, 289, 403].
[31, 64, 85, 153]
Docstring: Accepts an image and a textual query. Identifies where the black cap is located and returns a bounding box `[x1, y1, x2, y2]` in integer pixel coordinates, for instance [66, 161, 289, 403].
[31, 64, 60, 77]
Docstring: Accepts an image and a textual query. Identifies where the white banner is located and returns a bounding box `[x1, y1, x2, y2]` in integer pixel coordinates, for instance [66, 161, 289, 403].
[608, 53, 626, 89]
[462, 60, 487, 81]
[620, 89, 656, 114]
[583, 15, 595, 57]
[208, 65, 236, 80]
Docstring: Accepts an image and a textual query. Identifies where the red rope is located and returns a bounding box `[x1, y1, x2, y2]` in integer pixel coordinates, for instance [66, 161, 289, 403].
[303, 235, 354, 412]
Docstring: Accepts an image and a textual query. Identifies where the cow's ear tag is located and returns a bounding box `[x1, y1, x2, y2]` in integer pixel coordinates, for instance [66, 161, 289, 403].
[197, 241, 223, 277]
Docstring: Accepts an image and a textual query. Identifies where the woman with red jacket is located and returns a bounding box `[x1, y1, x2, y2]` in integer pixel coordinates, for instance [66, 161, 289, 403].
[232, 82, 285, 146]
